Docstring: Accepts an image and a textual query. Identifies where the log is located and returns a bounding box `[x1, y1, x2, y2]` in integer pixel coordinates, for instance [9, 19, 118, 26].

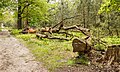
[63, 25, 90, 36]
[41, 27, 52, 34]
[63, 25, 80, 30]
[72, 38, 91, 53]
[63, 25, 90, 32]
[48, 37, 70, 41]
[37, 25, 91, 42]
[36, 33, 71, 41]
[20, 27, 36, 34]
[39, 25, 90, 38]
[36, 33, 48, 38]
[28, 28, 36, 33]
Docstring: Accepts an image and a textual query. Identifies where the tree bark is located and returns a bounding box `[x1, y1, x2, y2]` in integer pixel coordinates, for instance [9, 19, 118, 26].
[36, 33, 70, 41]
[72, 38, 91, 53]
[103, 45, 120, 65]
[17, 0, 22, 29]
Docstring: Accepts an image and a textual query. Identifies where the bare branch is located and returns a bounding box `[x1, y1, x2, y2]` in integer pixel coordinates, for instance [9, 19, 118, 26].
[52, 15, 81, 28]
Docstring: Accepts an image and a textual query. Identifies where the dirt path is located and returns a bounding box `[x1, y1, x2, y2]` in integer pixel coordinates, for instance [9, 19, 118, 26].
[0, 31, 48, 72]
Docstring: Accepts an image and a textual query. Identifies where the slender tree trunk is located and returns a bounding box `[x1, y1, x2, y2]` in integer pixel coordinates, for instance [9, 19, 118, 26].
[83, 9, 85, 28]
[17, 0, 22, 29]
[87, 0, 90, 28]
[60, 0, 64, 27]
[82, 0, 86, 28]
[116, 29, 119, 37]
[25, 4, 29, 27]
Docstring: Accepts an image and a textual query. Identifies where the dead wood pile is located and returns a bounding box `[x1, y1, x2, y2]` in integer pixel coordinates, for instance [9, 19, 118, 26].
[36, 23, 90, 41]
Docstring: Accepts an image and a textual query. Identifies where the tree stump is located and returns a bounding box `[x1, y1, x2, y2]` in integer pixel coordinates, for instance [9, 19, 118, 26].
[104, 45, 120, 65]
[72, 38, 91, 53]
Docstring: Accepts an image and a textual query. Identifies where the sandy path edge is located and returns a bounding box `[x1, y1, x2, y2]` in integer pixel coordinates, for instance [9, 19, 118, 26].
[0, 31, 48, 72]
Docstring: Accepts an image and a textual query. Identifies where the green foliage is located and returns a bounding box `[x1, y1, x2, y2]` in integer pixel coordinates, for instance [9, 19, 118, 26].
[0, 0, 17, 27]
[1, 0, 51, 28]
[0, 0, 12, 9]
[102, 36, 120, 44]
[11, 29, 21, 35]
[26, 0, 50, 27]
[2, 11, 16, 27]
[94, 44, 106, 51]
[67, 59, 75, 65]
[99, 0, 120, 14]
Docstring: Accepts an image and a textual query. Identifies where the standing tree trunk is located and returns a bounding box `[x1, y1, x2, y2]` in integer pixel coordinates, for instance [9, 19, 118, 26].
[25, 3, 29, 28]
[82, 0, 86, 28]
[17, 0, 22, 29]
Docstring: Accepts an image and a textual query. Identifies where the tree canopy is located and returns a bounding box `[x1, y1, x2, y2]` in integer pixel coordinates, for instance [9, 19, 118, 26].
[99, 0, 120, 14]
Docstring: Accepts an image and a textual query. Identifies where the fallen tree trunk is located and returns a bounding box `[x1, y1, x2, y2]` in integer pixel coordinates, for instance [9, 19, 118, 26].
[20, 27, 36, 34]
[36, 33, 71, 41]
[37, 24, 91, 41]
[40, 25, 90, 35]
[47, 37, 70, 41]
[63, 25, 90, 32]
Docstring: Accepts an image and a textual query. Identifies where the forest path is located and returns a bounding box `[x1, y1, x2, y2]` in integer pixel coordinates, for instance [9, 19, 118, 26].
[0, 31, 48, 72]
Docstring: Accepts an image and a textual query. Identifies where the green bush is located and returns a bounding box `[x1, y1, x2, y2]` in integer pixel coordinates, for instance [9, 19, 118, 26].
[102, 37, 120, 44]
[11, 29, 21, 35]
[94, 44, 106, 51]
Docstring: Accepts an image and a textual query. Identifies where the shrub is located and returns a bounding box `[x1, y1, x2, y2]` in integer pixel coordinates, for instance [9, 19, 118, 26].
[11, 29, 21, 35]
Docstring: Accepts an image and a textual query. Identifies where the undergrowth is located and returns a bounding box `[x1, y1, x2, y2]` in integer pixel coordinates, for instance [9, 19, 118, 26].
[12, 30, 78, 71]
[11, 29, 120, 71]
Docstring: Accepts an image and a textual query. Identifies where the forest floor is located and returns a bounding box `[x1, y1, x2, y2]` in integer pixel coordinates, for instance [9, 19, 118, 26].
[55, 62, 120, 72]
[0, 30, 48, 72]
[0, 30, 120, 72]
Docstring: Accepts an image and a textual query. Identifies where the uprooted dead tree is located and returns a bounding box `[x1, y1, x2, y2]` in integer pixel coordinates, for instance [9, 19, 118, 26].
[35, 15, 90, 40]
[20, 15, 89, 40]
[37, 21, 120, 65]
[36, 25, 90, 41]
[20, 15, 120, 66]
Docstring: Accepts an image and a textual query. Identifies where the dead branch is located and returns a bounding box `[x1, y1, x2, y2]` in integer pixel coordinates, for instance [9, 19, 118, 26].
[48, 37, 70, 41]
[63, 25, 80, 30]
[52, 15, 81, 28]
[36, 33, 48, 38]
[76, 26, 90, 36]
[63, 25, 90, 37]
